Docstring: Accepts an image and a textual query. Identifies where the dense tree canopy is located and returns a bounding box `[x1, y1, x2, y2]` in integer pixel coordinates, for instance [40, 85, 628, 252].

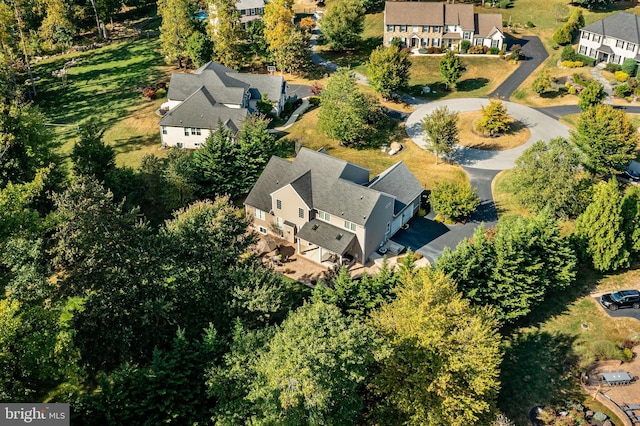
[158, 0, 195, 68]
[577, 81, 605, 110]
[570, 104, 638, 175]
[367, 44, 411, 99]
[263, 0, 295, 52]
[321, 0, 365, 50]
[429, 180, 480, 221]
[507, 138, 594, 217]
[209, 0, 244, 69]
[421, 105, 459, 164]
[439, 51, 463, 90]
[372, 268, 503, 426]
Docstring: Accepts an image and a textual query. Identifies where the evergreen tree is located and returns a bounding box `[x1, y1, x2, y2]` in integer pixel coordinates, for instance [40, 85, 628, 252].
[209, 0, 244, 69]
[186, 30, 213, 67]
[573, 179, 629, 271]
[71, 119, 116, 181]
[420, 105, 459, 164]
[577, 81, 605, 110]
[571, 104, 638, 175]
[622, 185, 640, 259]
[367, 44, 411, 99]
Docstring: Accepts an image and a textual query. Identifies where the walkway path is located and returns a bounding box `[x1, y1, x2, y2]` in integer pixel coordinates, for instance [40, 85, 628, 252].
[590, 63, 615, 104]
[274, 98, 310, 131]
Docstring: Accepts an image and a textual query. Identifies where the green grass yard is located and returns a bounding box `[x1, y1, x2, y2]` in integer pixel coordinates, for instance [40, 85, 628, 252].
[32, 36, 172, 167]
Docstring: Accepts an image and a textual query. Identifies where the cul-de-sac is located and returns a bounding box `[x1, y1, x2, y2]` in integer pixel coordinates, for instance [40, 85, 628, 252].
[3, 0, 640, 424]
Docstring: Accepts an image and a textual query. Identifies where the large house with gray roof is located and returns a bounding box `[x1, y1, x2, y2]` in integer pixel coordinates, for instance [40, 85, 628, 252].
[578, 12, 640, 65]
[159, 61, 287, 149]
[244, 148, 424, 266]
[383, 2, 504, 52]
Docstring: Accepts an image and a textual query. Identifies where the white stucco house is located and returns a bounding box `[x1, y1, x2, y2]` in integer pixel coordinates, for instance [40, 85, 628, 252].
[159, 61, 287, 149]
[383, 2, 504, 52]
[578, 12, 640, 65]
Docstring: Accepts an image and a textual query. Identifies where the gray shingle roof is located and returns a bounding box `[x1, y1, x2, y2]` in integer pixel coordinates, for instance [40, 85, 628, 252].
[158, 87, 247, 132]
[582, 12, 640, 45]
[236, 0, 264, 10]
[233, 73, 285, 103]
[296, 219, 356, 255]
[167, 62, 248, 104]
[244, 148, 421, 227]
[368, 162, 424, 215]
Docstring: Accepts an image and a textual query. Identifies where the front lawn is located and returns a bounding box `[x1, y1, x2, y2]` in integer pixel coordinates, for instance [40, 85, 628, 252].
[408, 56, 519, 99]
[32, 36, 172, 167]
[278, 107, 467, 189]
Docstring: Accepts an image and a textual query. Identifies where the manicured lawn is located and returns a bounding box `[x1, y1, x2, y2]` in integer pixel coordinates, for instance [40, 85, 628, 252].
[457, 111, 530, 150]
[499, 266, 640, 425]
[32, 36, 172, 167]
[278, 107, 467, 189]
[408, 56, 519, 99]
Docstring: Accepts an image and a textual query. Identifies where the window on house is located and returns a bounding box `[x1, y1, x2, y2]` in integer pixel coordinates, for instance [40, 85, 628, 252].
[463, 31, 471, 40]
[344, 220, 356, 232]
[240, 9, 246, 15]
[593, 34, 601, 43]
[387, 24, 394, 32]
[258, 226, 267, 234]
[589, 48, 594, 57]
[412, 25, 419, 32]
[422, 38, 429, 47]
[616, 39, 624, 48]
[276, 199, 282, 210]
[432, 38, 440, 47]
[491, 39, 499, 48]
[475, 38, 483, 46]
[400, 25, 407, 32]
[581, 32, 589, 39]
[177, 142, 184, 149]
[250, 8, 255, 15]
[318, 211, 331, 222]
[628, 43, 636, 51]
[433, 26, 441, 33]
[276, 217, 283, 229]
[422, 25, 429, 32]
[258, 8, 263, 14]
[298, 208, 304, 219]
[255, 208, 266, 220]
[162, 126, 167, 134]
[386, 222, 390, 233]
[579, 45, 587, 55]
[194, 143, 200, 147]
[184, 128, 190, 136]
[191, 128, 201, 135]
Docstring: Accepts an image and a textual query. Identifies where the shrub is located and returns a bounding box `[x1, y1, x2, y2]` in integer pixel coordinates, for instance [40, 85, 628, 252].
[427, 47, 442, 54]
[308, 96, 321, 106]
[605, 63, 622, 72]
[593, 412, 608, 422]
[561, 46, 576, 61]
[418, 48, 427, 54]
[429, 181, 480, 221]
[550, 41, 559, 50]
[526, 21, 535, 28]
[142, 87, 156, 100]
[615, 70, 629, 82]
[567, 85, 577, 95]
[460, 40, 470, 53]
[467, 45, 485, 54]
[623, 347, 634, 362]
[615, 84, 631, 97]
[488, 47, 499, 54]
[572, 72, 591, 86]
[561, 60, 584, 68]
[498, 0, 511, 8]
[155, 88, 167, 98]
[590, 340, 624, 361]
[622, 58, 637, 76]
[575, 54, 595, 66]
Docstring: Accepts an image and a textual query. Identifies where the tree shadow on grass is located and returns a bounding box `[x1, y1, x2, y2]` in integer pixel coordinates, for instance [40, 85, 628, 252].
[457, 77, 489, 92]
[407, 82, 448, 100]
[499, 330, 583, 425]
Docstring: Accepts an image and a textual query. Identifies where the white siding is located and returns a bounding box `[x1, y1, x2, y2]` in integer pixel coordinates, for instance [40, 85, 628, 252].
[161, 126, 211, 149]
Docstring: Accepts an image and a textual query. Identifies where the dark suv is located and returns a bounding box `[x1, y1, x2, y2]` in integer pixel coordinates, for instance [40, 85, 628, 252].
[600, 289, 640, 310]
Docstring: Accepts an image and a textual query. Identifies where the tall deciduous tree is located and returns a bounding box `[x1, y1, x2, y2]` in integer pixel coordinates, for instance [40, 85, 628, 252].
[439, 51, 463, 90]
[570, 104, 638, 174]
[248, 301, 375, 424]
[372, 268, 502, 426]
[508, 138, 593, 217]
[320, 0, 365, 50]
[622, 185, 640, 260]
[263, 0, 294, 52]
[367, 44, 411, 99]
[209, 0, 244, 69]
[318, 68, 372, 146]
[158, 0, 195, 68]
[420, 105, 459, 164]
[573, 179, 629, 271]
[438, 211, 577, 323]
[272, 29, 311, 74]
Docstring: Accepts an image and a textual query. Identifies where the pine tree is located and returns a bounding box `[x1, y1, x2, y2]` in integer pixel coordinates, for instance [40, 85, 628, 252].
[573, 179, 629, 271]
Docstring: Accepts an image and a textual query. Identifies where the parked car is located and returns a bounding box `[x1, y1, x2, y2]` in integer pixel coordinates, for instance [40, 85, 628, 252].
[623, 168, 640, 182]
[600, 289, 640, 310]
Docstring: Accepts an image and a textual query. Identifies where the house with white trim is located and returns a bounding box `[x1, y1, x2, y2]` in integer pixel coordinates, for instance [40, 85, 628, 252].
[244, 148, 425, 266]
[383, 2, 504, 52]
[159, 61, 287, 149]
[578, 12, 640, 65]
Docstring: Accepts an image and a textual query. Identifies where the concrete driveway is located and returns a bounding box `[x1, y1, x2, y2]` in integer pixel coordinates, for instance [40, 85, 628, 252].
[406, 98, 572, 170]
[288, 84, 312, 100]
